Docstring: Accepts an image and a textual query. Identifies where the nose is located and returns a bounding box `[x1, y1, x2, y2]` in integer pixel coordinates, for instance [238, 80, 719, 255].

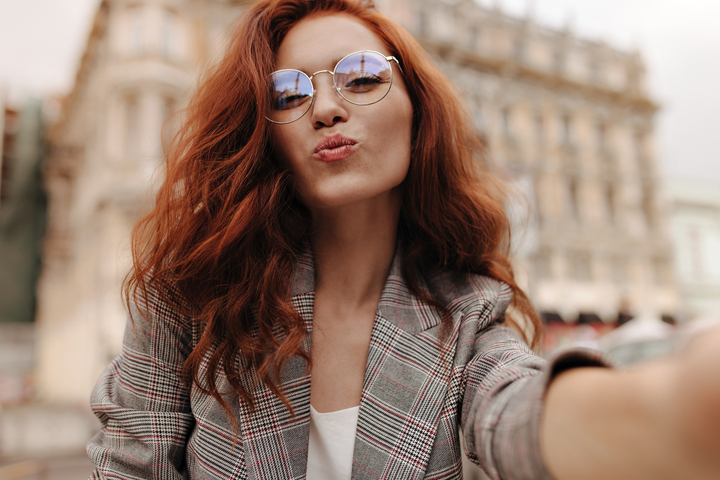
[309, 72, 348, 129]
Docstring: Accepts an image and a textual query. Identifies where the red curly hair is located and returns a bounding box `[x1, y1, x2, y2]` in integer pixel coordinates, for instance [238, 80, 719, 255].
[125, 0, 542, 418]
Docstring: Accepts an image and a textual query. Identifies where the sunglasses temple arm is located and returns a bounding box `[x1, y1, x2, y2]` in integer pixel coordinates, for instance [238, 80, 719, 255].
[388, 56, 405, 77]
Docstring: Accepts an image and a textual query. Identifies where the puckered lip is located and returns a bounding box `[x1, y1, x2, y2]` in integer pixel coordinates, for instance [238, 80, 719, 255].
[314, 133, 358, 154]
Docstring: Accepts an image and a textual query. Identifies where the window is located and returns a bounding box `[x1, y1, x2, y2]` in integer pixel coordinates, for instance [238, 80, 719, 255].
[588, 58, 603, 84]
[634, 130, 644, 155]
[128, 6, 144, 55]
[534, 113, 545, 146]
[161, 97, 178, 149]
[569, 250, 592, 281]
[513, 35, 525, 62]
[560, 113, 572, 146]
[417, 11, 429, 37]
[567, 175, 580, 221]
[0, 108, 17, 208]
[467, 25, 479, 49]
[626, 59, 642, 94]
[596, 121, 607, 152]
[125, 94, 140, 159]
[641, 186, 654, 230]
[160, 9, 179, 59]
[634, 129, 649, 172]
[552, 46, 565, 73]
[688, 226, 703, 279]
[604, 183, 615, 225]
[472, 104, 486, 133]
[652, 257, 671, 286]
[533, 175, 545, 226]
[534, 248, 553, 280]
[501, 107, 513, 139]
[611, 256, 627, 284]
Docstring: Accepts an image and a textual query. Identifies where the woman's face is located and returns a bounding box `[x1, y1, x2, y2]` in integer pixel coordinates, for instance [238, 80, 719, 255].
[271, 14, 413, 212]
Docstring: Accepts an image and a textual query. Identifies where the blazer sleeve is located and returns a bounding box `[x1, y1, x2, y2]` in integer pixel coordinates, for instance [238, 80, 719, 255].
[461, 304, 610, 479]
[87, 288, 196, 480]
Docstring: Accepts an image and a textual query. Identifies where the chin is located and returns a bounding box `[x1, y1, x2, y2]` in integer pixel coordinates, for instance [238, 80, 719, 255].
[303, 194, 367, 211]
[303, 185, 403, 213]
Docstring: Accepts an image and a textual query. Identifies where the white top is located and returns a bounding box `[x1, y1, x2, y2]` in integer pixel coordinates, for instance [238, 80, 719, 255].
[306, 404, 360, 480]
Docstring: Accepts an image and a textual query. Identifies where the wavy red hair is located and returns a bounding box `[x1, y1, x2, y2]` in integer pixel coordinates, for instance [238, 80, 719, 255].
[125, 0, 542, 418]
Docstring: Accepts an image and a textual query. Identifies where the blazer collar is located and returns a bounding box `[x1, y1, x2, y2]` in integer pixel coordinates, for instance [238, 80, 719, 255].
[289, 244, 446, 334]
[240, 245, 456, 479]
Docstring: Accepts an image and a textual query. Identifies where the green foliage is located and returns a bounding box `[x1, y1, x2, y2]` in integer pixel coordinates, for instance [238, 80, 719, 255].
[0, 98, 47, 323]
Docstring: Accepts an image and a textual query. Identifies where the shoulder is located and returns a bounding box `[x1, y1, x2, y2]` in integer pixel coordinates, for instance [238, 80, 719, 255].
[128, 277, 196, 342]
[425, 270, 512, 324]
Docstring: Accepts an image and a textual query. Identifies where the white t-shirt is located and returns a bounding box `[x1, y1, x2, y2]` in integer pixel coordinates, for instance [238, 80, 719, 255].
[306, 404, 360, 480]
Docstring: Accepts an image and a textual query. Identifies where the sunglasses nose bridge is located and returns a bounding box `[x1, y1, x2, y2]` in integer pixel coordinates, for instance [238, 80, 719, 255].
[308, 70, 339, 92]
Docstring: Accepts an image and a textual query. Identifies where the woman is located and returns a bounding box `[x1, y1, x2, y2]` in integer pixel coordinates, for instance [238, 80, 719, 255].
[88, 0, 720, 479]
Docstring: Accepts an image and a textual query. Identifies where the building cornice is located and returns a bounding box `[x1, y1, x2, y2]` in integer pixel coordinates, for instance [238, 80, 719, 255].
[50, 0, 110, 146]
[422, 39, 660, 113]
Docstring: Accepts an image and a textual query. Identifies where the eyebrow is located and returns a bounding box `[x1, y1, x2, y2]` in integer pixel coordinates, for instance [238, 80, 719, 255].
[292, 54, 350, 75]
[328, 55, 344, 70]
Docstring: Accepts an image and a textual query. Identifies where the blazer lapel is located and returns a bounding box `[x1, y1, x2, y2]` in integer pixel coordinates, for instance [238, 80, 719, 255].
[239, 249, 316, 480]
[239, 248, 460, 480]
[352, 254, 458, 480]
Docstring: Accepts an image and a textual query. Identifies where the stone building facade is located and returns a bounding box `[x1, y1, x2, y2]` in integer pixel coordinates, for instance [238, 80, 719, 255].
[379, 0, 678, 325]
[38, 0, 254, 404]
[38, 0, 678, 404]
[667, 180, 720, 319]
[1, 103, 18, 209]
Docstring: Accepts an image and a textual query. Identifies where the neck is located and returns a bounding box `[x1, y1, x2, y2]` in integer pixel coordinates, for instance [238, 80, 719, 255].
[309, 191, 401, 309]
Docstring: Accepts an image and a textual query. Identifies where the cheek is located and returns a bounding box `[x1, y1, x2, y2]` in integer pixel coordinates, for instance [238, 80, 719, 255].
[270, 127, 300, 172]
[377, 97, 413, 175]
[387, 90, 413, 149]
[270, 127, 318, 203]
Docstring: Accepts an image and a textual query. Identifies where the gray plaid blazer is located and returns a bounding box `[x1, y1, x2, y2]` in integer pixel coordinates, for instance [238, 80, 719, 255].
[88, 249, 606, 480]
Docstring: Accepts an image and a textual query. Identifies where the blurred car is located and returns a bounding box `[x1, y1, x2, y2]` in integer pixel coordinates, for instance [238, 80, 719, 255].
[599, 314, 676, 367]
[600, 314, 720, 367]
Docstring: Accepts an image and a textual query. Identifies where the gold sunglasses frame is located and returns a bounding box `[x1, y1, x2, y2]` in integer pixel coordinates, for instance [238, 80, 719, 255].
[266, 50, 404, 125]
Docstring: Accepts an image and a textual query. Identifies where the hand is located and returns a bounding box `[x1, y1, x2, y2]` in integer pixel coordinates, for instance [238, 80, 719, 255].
[541, 325, 720, 480]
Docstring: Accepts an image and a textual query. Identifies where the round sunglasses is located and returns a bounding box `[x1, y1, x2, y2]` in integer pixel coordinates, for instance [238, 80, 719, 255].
[266, 50, 403, 124]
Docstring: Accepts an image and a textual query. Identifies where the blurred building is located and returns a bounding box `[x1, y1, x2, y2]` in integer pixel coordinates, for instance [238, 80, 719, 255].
[37, 0, 255, 407]
[380, 0, 679, 331]
[667, 180, 720, 319]
[0, 97, 47, 407]
[38, 0, 678, 411]
[1, 103, 18, 207]
[0, 99, 46, 325]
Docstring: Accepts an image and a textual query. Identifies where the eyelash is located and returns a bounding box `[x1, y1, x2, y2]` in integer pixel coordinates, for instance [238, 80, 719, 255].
[343, 74, 384, 89]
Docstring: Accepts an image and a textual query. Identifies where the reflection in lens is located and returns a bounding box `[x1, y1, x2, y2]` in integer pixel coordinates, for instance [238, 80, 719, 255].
[267, 52, 395, 123]
[335, 52, 392, 104]
[268, 70, 313, 123]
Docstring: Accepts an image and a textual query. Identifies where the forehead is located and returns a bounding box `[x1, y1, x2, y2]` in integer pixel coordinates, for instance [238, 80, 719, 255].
[275, 14, 389, 72]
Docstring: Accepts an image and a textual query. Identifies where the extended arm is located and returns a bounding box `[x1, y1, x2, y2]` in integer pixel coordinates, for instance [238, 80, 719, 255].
[542, 326, 720, 480]
[461, 325, 609, 480]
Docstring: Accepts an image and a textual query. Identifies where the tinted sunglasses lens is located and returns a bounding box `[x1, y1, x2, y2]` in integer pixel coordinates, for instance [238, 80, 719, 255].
[268, 70, 313, 123]
[334, 52, 392, 105]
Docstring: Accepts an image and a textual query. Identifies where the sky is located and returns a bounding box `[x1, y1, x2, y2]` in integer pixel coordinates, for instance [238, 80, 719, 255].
[1, 0, 719, 185]
[482, 0, 720, 187]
